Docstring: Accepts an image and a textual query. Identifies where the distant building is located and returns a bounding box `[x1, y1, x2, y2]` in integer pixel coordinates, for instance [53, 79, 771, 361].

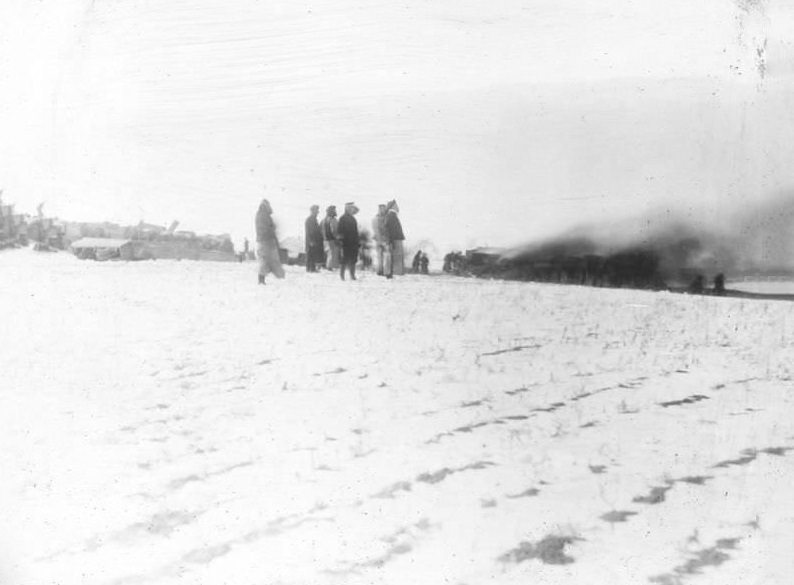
[6, 207, 237, 261]
[278, 236, 304, 265]
[465, 247, 505, 266]
[70, 237, 150, 261]
[26, 217, 66, 249]
[0, 203, 17, 244]
[135, 222, 168, 241]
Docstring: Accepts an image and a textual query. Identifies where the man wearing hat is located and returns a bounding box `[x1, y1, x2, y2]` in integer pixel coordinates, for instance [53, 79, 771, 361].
[372, 203, 387, 276]
[383, 199, 405, 278]
[337, 201, 360, 280]
[304, 204, 323, 272]
[321, 205, 340, 270]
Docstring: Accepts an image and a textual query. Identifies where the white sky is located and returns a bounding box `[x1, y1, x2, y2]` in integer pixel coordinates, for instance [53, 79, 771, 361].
[1, 0, 793, 249]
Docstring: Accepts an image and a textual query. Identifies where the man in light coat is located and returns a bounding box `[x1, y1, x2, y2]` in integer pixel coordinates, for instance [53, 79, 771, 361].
[321, 205, 340, 270]
[383, 199, 405, 278]
[255, 198, 285, 285]
[371, 204, 387, 276]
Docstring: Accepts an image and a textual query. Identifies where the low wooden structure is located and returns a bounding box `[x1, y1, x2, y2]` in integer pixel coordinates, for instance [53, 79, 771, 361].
[70, 238, 147, 261]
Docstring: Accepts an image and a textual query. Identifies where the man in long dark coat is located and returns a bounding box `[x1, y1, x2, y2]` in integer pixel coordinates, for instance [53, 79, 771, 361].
[337, 202, 360, 280]
[304, 205, 323, 272]
[412, 250, 422, 273]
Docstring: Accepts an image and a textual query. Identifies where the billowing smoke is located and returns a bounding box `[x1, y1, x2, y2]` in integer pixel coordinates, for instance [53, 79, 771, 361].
[501, 191, 794, 287]
[727, 191, 794, 273]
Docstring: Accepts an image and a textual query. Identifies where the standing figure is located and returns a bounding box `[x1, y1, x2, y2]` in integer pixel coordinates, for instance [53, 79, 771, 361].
[713, 273, 726, 296]
[383, 199, 405, 278]
[321, 205, 340, 270]
[337, 202, 360, 280]
[412, 250, 422, 273]
[359, 230, 372, 270]
[304, 205, 323, 272]
[372, 204, 387, 276]
[255, 198, 285, 285]
[420, 252, 429, 275]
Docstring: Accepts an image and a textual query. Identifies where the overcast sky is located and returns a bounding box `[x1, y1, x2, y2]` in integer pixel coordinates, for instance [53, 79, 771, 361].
[1, 0, 792, 250]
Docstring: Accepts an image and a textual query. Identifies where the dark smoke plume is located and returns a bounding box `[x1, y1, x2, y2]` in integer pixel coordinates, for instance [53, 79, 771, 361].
[501, 191, 794, 287]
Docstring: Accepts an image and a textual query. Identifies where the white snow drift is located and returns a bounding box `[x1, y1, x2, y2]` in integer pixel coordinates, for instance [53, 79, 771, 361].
[2, 249, 793, 584]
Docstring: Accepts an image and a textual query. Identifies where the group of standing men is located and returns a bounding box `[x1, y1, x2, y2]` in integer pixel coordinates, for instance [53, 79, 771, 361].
[255, 197, 407, 285]
[303, 202, 361, 280]
[303, 200, 406, 280]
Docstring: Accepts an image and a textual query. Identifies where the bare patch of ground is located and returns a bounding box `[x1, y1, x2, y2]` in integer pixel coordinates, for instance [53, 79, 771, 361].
[600, 510, 638, 523]
[416, 461, 496, 485]
[507, 488, 540, 499]
[479, 344, 541, 358]
[659, 395, 710, 408]
[499, 534, 584, 565]
[372, 481, 412, 499]
[633, 485, 673, 505]
[649, 537, 742, 584]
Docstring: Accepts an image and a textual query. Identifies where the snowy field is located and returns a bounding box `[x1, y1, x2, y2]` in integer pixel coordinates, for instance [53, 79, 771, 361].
[2, 249, 794, 585]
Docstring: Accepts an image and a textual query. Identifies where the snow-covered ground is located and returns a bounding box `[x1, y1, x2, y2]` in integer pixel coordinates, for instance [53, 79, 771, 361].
[2, 249, 794, 585]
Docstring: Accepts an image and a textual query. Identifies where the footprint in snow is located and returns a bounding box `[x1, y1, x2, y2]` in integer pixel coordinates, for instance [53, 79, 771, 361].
[632, 485, 672, 505]
[499, 535, 584, 566]
[506, 487, 540, 498]
[600, 510, 638, 523]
